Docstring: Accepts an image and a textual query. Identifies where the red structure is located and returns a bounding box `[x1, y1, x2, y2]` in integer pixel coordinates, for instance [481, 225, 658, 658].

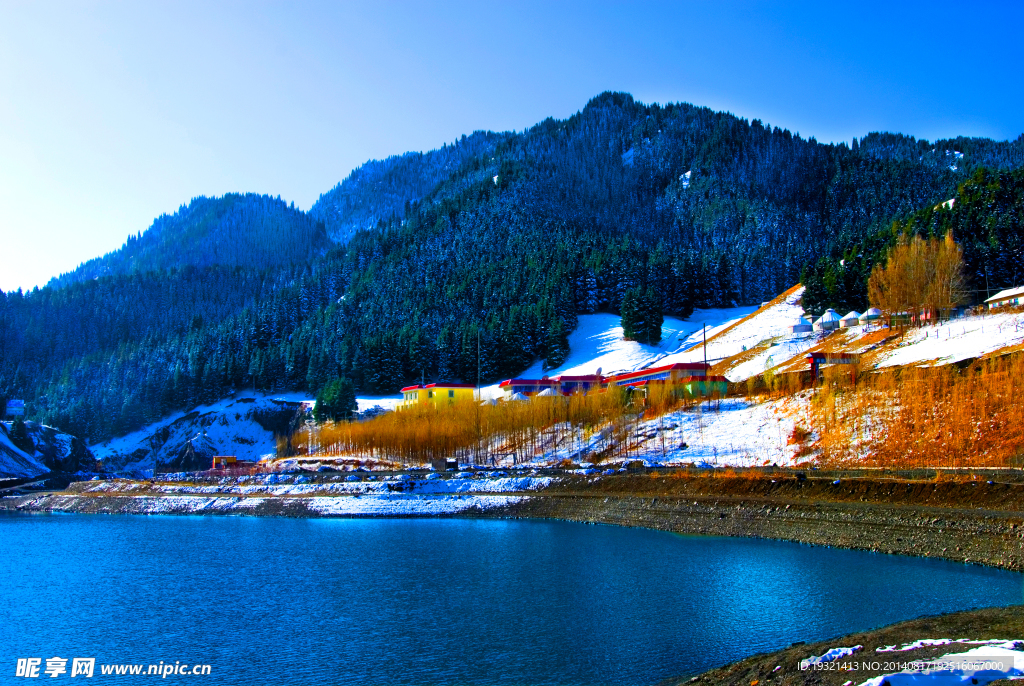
[608, 362, 710, 387]
[808, 352, 860, 382]
[498, 378, 561, 397]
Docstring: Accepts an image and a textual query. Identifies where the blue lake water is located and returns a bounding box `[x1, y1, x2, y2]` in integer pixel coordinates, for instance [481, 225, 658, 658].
[0, 513, 1020, 685]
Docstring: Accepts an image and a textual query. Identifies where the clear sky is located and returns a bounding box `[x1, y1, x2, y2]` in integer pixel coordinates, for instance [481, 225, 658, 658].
[1, 0, 1022, 292]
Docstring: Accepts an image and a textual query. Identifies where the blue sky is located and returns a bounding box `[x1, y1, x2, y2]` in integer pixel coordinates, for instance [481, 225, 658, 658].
[1, 0, 1022, 292]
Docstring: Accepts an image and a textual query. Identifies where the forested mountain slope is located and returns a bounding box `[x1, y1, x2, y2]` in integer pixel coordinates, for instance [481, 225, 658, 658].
[310, 131, 508, 242]
[2, 92, 1023, 442]
[802, 167, 1024, 314]
[51, 193, 329, 287]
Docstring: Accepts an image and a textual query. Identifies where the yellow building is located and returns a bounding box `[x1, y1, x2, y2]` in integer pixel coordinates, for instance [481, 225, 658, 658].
[398, 383, 477, 409]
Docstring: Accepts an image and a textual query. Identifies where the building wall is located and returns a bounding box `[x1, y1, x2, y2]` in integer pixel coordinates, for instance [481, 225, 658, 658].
[427, 387, 476, 405]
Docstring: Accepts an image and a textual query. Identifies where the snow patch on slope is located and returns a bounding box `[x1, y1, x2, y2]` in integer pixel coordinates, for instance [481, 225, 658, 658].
[480, 309, 754, 399]
[0, 425, 49, 479]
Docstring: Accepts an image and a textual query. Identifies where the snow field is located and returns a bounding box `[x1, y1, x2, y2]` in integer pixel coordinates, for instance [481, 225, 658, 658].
[801, 638, 1024, 685]
[92, 475, 556, 497]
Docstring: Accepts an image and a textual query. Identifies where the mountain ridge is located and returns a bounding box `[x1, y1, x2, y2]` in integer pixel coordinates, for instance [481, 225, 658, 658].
[3, 91, 1024, 442]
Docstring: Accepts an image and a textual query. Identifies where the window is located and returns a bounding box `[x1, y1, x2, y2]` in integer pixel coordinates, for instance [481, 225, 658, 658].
[428, 391, 433, 398]
[449, 390, 454, 398]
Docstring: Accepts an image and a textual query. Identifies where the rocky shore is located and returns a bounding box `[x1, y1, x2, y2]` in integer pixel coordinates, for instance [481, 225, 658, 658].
[493, 473, 1024, 571]
[5, 470, 1024, 571]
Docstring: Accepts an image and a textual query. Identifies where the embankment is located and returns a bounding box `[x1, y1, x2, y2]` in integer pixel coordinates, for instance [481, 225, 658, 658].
[4, 471, 1024, 570]
[496, 473, 1024, 571]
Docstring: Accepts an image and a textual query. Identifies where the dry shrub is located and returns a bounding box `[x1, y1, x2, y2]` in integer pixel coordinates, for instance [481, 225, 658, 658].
[810, 353, 1024, 469]
[788, 425, 811, 445]
[296, 383, 654, 465]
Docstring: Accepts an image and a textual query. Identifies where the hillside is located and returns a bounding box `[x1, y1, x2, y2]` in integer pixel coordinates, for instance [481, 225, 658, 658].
[310, 131, 509, 242]
[3, 92, 1024, 443]
[51, 193, 329, 287]
[0, 420, 97, 479]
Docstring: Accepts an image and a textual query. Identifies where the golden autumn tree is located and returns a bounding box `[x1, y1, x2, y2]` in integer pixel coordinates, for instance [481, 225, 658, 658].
[867, 232, 967, 320]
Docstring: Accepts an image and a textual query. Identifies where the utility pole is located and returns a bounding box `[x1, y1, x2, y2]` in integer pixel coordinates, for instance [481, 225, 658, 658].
[703, 324, 708, 410]
[702, 324, 707, 368]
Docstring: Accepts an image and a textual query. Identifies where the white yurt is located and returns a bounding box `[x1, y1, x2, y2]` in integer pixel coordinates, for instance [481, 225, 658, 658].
[859, 307, 882, 323]
[790, 316, 813, 334]
[813, 308, 842, 331]
[840, 311, 861, 328]
[536, 388, 557, 397]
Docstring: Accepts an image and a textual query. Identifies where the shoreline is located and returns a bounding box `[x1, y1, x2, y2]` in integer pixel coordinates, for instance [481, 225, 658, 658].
[5, 472, 1024, 570]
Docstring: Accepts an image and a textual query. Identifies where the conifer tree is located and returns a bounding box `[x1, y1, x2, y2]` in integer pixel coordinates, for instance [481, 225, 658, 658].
[544, 318, 570, 370]
[314, 378, 357, 423]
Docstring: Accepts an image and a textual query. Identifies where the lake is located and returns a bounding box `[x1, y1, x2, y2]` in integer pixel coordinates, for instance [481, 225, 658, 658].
[0, 513, 1020, 685]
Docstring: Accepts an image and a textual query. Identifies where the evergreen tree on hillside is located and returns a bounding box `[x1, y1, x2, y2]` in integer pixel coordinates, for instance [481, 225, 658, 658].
[313, 378, 357, 423]
[643, 287, 664, 345]
[544, 318, 570, 371]
[9, 417, 33, 454]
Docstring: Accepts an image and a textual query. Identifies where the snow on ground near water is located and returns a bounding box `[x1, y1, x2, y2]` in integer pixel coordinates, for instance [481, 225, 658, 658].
[68, 475, 546, 516]
[92, 475, 555, 497]
[48, 492, 524, 516]
[876, 639, 1017, 653]
[856, 642, 1023, 685]
[307, 494, 526, 516]
[799, 639, 1024, 686]
[800, 645, 862, 667]
[627, 398, 801, 467]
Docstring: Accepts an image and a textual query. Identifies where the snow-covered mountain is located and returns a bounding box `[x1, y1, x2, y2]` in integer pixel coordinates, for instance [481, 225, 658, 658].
[0, 420, 97, 480]
[90, 394, 311, 474]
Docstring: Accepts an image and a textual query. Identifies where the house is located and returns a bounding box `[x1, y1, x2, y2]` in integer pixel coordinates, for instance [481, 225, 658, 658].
[682, 375, 729, 398]
[399, 383, 477, 409]
[497, 377, 561, 399]
[608, 362, 710, 387]
[790, 316, 813, 334]
[813, 309, 842, 331]
[550, 374, 605, 395]
[839, 311, 861, 328]
[399, 385, 425, 409]
[808, 352, 859, 382]
[211, 455, 236, 469]
[608, 363, 720, 398]
[985, 286, 1024, 309]
[859, 307, 882, 325]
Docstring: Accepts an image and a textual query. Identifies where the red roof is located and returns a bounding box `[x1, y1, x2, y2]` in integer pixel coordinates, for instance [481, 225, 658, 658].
[423, 383, 476, 389]
[498, 378, 560, 388]
[400, 385, 422, 392]
[611, 362, 710, 383]
[622, 376, 727, 388]
[551, 374, 603, 381]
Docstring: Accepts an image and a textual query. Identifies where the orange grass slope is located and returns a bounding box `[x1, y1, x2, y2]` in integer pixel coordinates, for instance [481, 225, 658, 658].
[293, 384, 672, 466]
[808, 353, 1024, 469]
